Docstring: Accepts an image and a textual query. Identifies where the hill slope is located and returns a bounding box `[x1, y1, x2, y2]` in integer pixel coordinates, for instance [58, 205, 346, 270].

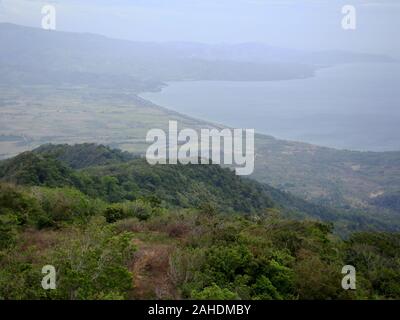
[1, 144, 399, 234]
[2, 179, 400, 300]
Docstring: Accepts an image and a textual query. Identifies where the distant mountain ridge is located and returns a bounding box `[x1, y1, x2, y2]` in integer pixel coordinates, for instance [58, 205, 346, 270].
[0, 23, 395, 89]
[162, 41, 396, 65]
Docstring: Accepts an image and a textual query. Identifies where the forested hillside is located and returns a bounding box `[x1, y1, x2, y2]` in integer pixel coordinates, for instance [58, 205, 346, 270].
[0, 183, 400, 299]
[1, 144, 397, 235]
[0, 145, 400, 299]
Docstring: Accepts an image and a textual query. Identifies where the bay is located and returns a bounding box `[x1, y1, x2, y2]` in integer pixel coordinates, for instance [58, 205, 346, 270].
[141, 63, 400, 151]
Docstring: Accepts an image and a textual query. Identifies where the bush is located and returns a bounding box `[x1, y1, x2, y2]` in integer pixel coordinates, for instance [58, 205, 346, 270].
[191, 284, 238, 300]
[103, 200, 158, 223]
[46, 218, 136, 300]
[114, 217, 142, 233]
[252, 276, 282, 300]
[33, 187, 103, 225]
[125, 200, 156, 221]
[0, 183, 44, 227]
[0, 218, 136, 300]
[104, 206, 125, 223]
[0, 214, 18, 249]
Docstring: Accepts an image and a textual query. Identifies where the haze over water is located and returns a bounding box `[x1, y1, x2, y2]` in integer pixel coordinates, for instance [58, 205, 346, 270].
[141, 63, 400, 152]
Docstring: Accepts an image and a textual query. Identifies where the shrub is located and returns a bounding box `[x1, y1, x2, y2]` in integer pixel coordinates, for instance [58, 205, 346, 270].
[104, 206, 125, 223]
[0, 214, 18, 249]
[252, 276, 282, 300]
[191, 284, 238, 300]
[46, 218, 136, 300]
[33, 187, 103, 225]
[125, 200, 155, 221]
[0, 218, 136, 300]
[0, 183, 44, 227]
[114, 217, 142, 233]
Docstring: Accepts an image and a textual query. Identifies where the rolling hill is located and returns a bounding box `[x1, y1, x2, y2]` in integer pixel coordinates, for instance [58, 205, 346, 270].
[1, 144, 399, 235]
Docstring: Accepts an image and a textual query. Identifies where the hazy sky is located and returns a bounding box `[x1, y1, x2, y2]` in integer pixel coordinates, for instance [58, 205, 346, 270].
[1, 0, 399, 57]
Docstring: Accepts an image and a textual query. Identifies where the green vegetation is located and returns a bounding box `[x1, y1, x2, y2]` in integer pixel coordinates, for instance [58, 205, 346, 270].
[1, 144, 397, 235]
[1, 183, 399, 299]
[0, 216, 135, 300]
[0, 144, 399, 300]
[33, 143, 135, 169]
[0, 145, 274, 213]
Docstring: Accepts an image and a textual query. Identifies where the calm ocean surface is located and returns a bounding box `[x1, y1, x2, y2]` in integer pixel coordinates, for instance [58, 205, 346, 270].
[141, 63, 400, 151]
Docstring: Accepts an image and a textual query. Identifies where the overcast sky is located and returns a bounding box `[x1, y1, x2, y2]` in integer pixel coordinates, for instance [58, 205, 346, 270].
[1, 0, 399, 57]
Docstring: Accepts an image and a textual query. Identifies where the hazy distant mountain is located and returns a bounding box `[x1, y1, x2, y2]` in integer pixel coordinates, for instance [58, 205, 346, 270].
[0, 23, 394, 89]
[163, 41, 396, 65]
